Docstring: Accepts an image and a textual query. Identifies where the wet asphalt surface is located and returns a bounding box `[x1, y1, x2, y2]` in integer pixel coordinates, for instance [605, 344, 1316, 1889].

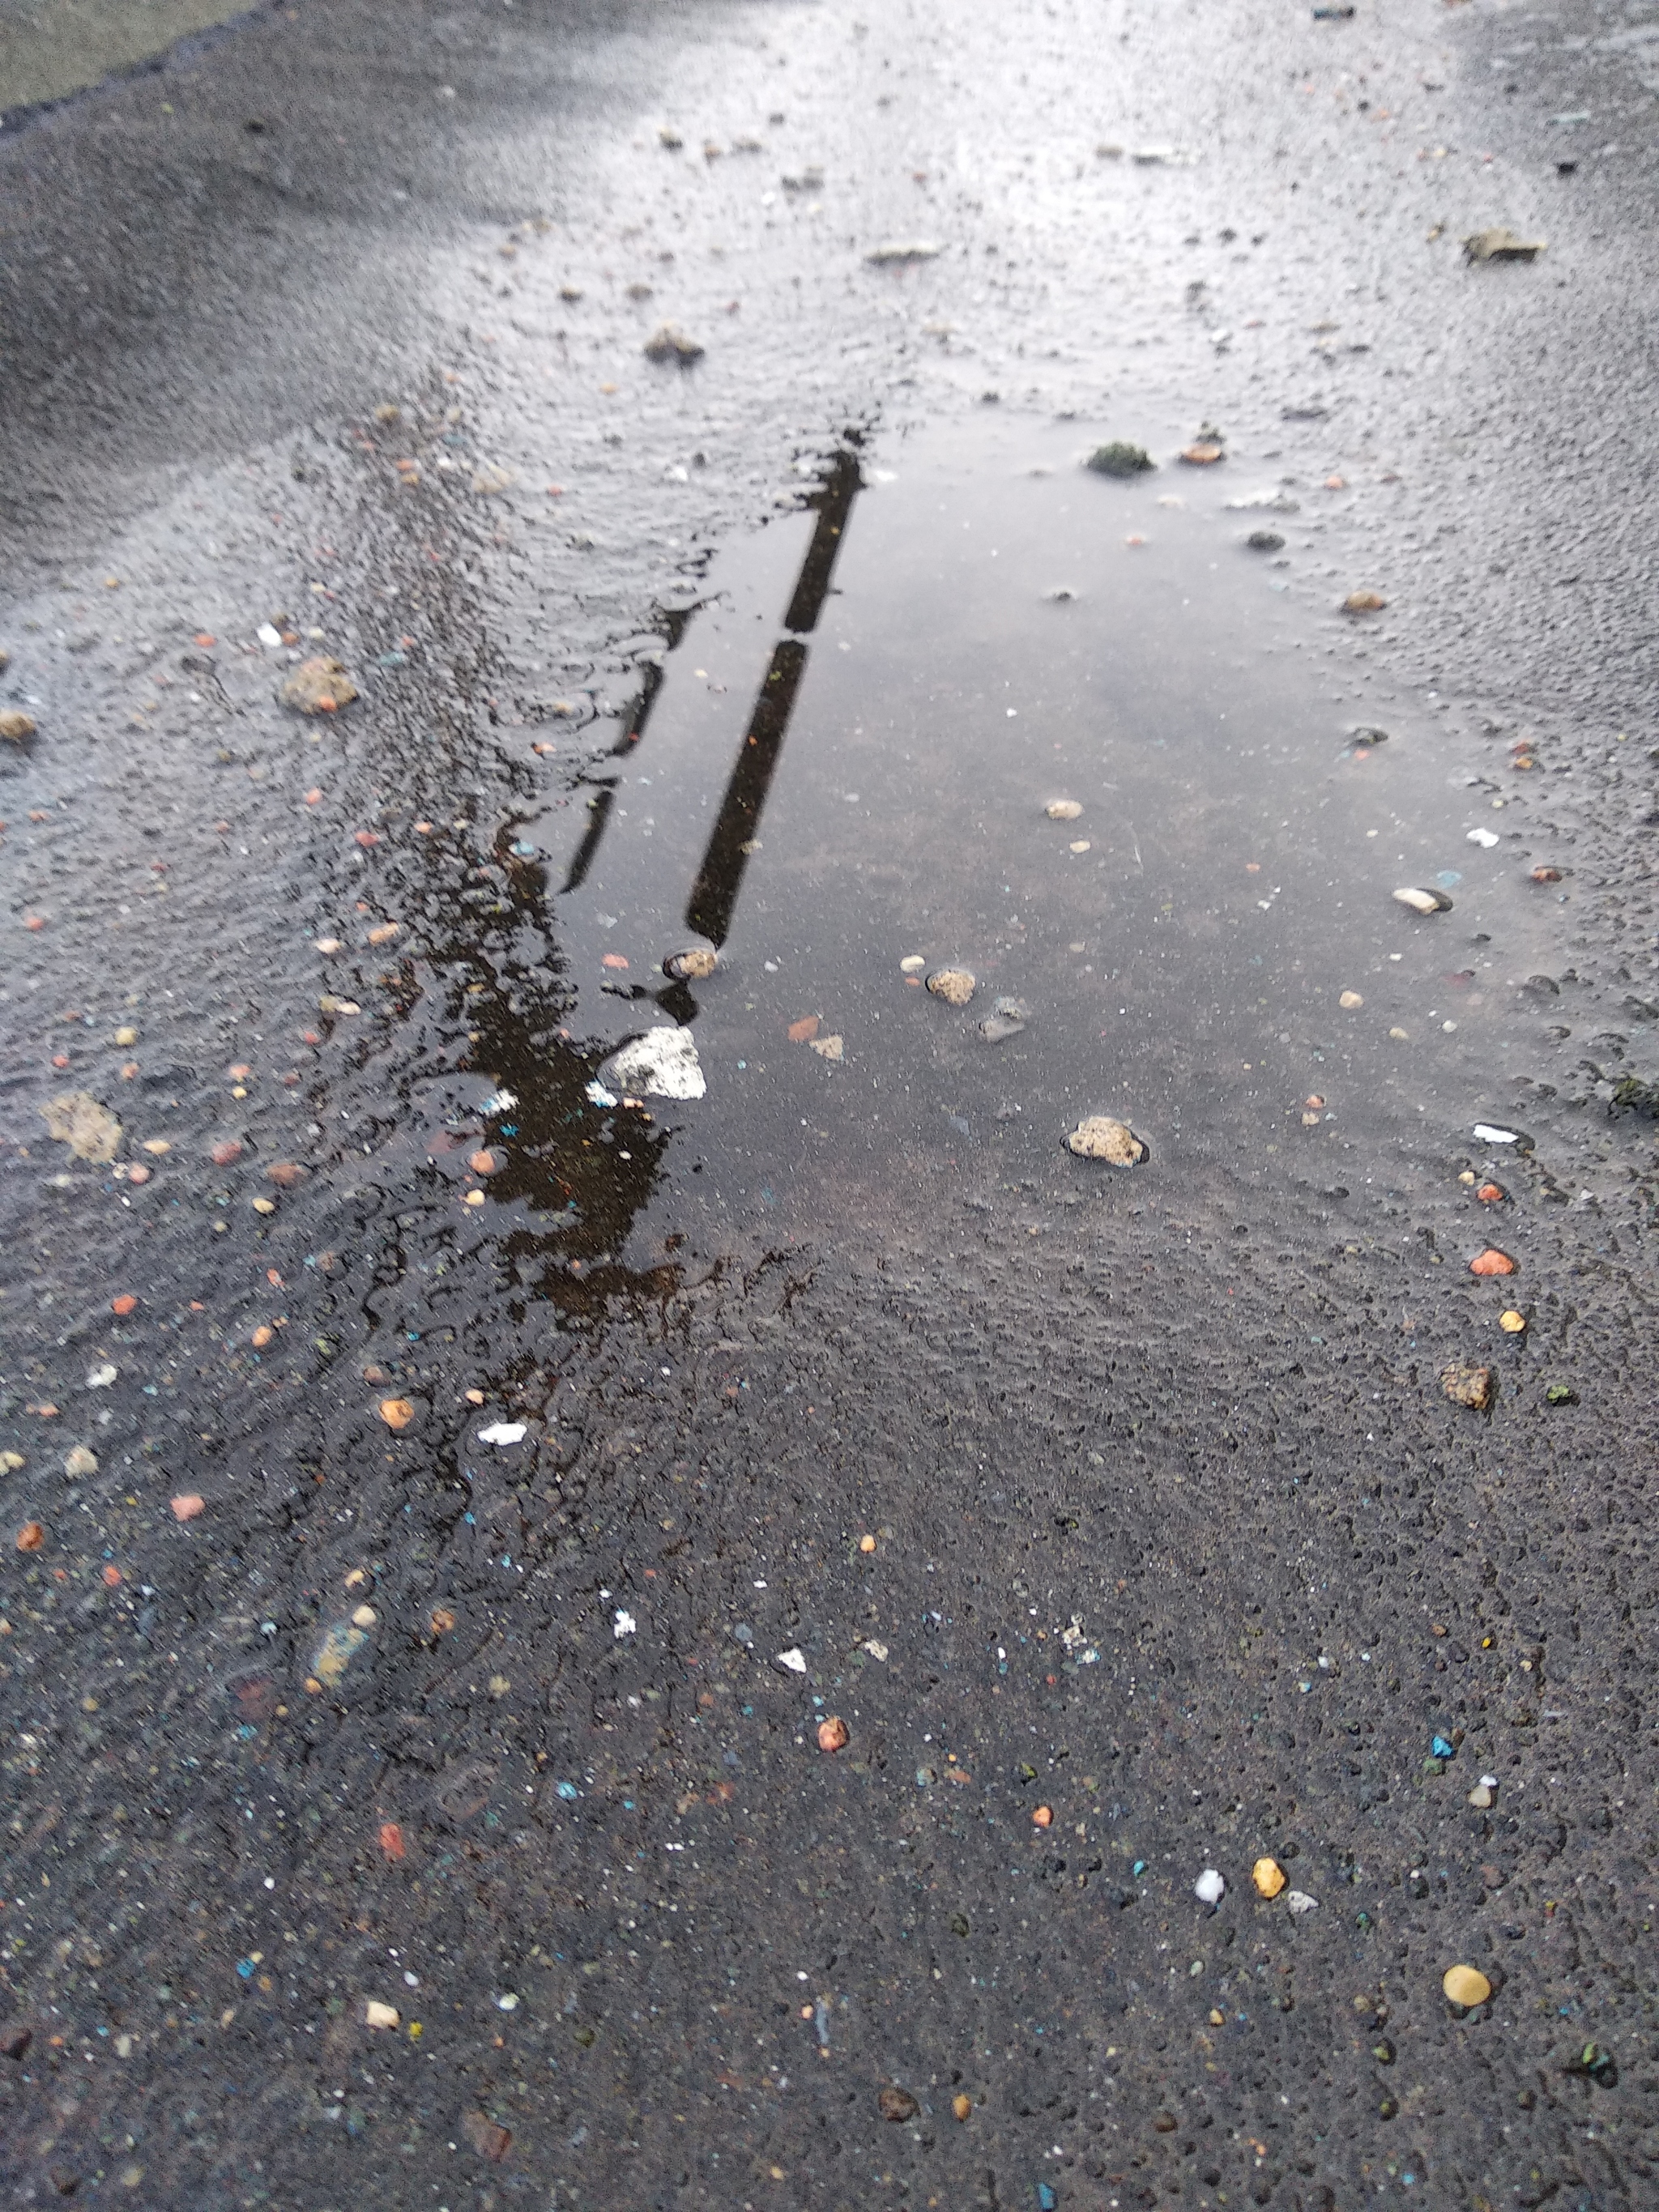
[4, 2, 1659, 2206]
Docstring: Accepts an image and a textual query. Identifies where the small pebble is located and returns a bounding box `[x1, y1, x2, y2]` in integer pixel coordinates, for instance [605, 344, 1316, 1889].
[378, 1398, 416, 1431]
[1442, 1963, 1492, 2008]
[1045, 799, 1083, 820]
[817, 1715, 850, 1753]
[1339, 990, 1363, 1009]
[1498, 1310, 1526, 1334]
[926, 966, 976, 1007]
[1194, 1869, 1225, 1906]
[1252, 1856, 1286, 1899]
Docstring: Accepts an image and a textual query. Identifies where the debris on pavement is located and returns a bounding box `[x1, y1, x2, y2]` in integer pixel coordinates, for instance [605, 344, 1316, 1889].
[377, 1397, 416, 1430]
[1045, 799, 1084, 820]
[817, 1715, 850, 1752]
[1469, 1248, 1516, 1276]
[877, 2086, 919, 2120]
[1442, 1964, 1493, 2008]
[364, 2001, 401, 2031]
[1343, 590, 1388, 614]
[1498, 1309, 1526, 1333]
[281, 657, 358, 714]
[170, 1494, 206, 1521]
[1065, 1115, 1147, 1166]
[665, 946, 719, 978]
[1464, 228, 1546, 263]
[0, 709, 36, 743]
[864, 241, 942, 265]
[643, 325, 705, 364]
[63, 1444, 97, 1477]
[926, 965, 977, 1006]
[477, 1422, 527, 1446]
[1441, 1362, 1496, 1413]
[1195, 1869, 1226, 1906]
[1179, 425, 1226, 465]
[1245, 528, 1285, 552]
[1472, 1122, 1525, 1145]
[1085, 441, 1154, 478]
[809, 1034, 845, 1061]
[1286, 1890, 1320, 1915]
[605, 1025, 707, 1099]
[1393, 886, 1453, 913]
[40, 1092, 122, 1162]
[979, 998, 1029, 1042]
[1253, 1856, 1287, 1898]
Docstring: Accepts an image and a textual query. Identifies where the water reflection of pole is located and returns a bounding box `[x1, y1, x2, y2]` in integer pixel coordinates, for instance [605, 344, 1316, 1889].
[683, 446, 863, 946]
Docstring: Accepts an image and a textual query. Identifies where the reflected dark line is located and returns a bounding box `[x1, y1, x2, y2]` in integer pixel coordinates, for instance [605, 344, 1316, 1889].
[561, 782, 616, 894]
[782, 446, 863, 635]
[684, 638, 807, 946]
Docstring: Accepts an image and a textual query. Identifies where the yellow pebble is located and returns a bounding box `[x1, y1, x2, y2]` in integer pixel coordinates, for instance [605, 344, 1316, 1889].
[1252, 1856, 1287, 1899]
[1498, 1310, 1525, 1334]
[1442, 1963, 1491, 2008]
[952, 2093, 972, 2122]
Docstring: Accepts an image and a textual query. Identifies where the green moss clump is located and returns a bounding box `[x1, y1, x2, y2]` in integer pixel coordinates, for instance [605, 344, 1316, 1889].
[1085, 441, 1154, 479]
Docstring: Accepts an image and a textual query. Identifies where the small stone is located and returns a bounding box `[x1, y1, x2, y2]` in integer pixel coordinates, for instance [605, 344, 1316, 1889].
[1442, 1963, 1492, 2008]
[0, 710, 36, 743]
[281, 658, 358, 714]
[898, 954, 927, 973]
[40, 1092, 122, 1163]
[643, 324, 705, 364]
[171, 1494, 205, 1522]
[462, 2112, 514, 2163]
[1393, 885, 1452, 914]
[471, 463, 516, 495]
[266, 1161, 308, 1187]
[864, 240, 942, 265]
[1245, 529, 1285, 552]
[817, 1715, 850, 1753]
[1441, 1362, 1495, 1412]
[1180, 441, 1225, 466]
[364, 2000, 400, 2031]
[809, 1034, 845, 1061]
[1469, 1248, 1516, 1276]
[1032, 1805, 1053, 1828]
[1194, 1869, 1225, 1906]
[952, 2092, 972, 2122]
[1065, 1115, 1147, 1166]
[665, 946, 719, 979]
[378, 1398, 416, 1431]
[980, 996, 1030, 1043]
[926, 966, 976, 1007]
[210, 1139, 244, 1166]
[1085, 441, 1154, 478]
[1464, 228, 1546, 263]
[1339, 990, 1364, 1009]
[1252, 1856, 1286, 1899]
[1286, 1890, 1319, 1915]
[64, 1445, 97, 1478]
[1343, 590, 1388, 614]
[1046, 799, 1084, 820]
[352, 1604, 377, 1630]
[877, 2086, 919, 2122]
[1154, 2110, 1178, 2133]
[1468, 1784, 1495, 1809]
[1498, 1310, 1526, 1334]
[367, 922, 401, 945]
[15, 1522, 45, 1554]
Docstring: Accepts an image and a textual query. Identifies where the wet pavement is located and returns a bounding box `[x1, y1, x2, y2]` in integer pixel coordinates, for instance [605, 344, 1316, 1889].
[3, 1, 1659, 2207]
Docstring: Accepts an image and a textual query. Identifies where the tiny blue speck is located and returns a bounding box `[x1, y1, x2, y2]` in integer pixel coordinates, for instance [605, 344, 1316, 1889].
[1132, 1860, 1146, 1877]
[1038, 2185, 1057, 2210]
[556, 1780, 580, 1801]
[236, 1959, 254, 1980]
[1431, 1735, 1455, 1760]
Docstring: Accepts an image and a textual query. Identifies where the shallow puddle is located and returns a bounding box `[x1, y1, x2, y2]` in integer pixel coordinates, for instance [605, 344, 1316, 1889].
[473, 416, 1571, 1265]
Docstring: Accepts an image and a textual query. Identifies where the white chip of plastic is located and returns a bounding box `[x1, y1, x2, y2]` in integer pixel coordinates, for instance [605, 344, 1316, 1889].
[1194, 1869, 1226, 1906]
[477, 1421, 527, 1447]
[776, 1647, 808, 1673]
[1286, 1890, 1320, 1915]
[1473, 1123, 1520, 1144]
[585, 1079, 618, 1107]
[1466, 827, 1500, 848]
[365, 2001, 400, 2030]
[496, 1993, 518, 2011]
[480, 1088, 518, 1115]
[863, 1639, 889, 1661]
[606, 1025, 706, 1101]
[1479, 1773, 1499, 1788]
[257, 622, 284, 650]
[86, 1364, 117, 1389]
[613, 1609, 638, 1639]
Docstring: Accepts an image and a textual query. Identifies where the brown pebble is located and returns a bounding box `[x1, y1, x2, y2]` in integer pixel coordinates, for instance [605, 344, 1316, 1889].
[0, 709, 37, 743]
[15, 1521, 45, 1554]
[209, 1140, 244, 1167]
[1343, 589, 1388, 614]
[1032, 1805, 1053, 1828]
[952, 2092, 972, 2122]
[281, 657, 358, 714]
[377, 1398, 416, 1432]
[817, 1715, 849, 1753]
[265, 1161, 309, 1187]
[876, 2086, 919, 2123]
[926, 965, 976, 1007]
[1441, 1362, 1495, 1413]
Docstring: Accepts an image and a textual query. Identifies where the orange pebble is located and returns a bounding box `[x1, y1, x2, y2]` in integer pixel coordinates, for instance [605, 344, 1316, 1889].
[1032, 1805, 1053, 1828]
[1469, 1249, 1516, 1277]
[111, 1294, 138, 1316]
[817, 1715, 850, 1753]
[378, 1822, 407, 1861]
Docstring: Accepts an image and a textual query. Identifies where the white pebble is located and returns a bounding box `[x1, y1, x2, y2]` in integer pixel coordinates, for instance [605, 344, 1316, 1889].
[1194, 1869, 1225, 1906]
